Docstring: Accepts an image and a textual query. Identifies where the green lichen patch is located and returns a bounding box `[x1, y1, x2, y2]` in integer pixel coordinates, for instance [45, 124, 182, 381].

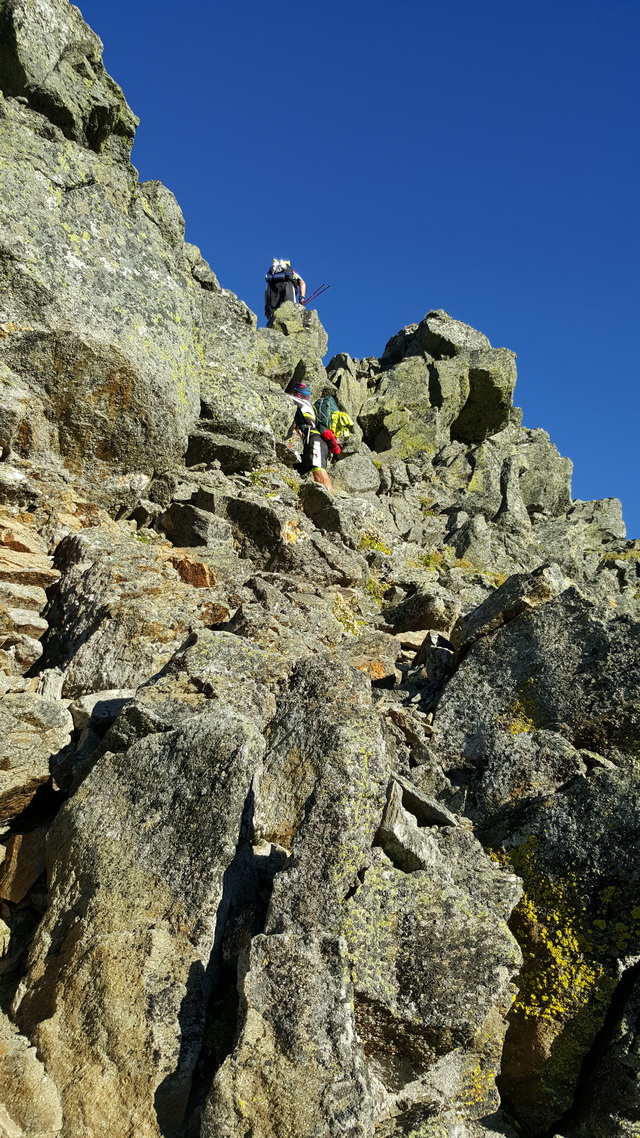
[358, 530, 392, 555]
[365, 572, 390, 608]
[499, 677, 547, 735]
[415, 550, 445, 572]
[497, 836, 626, 1124]
[505, 838, 610, 1023]
[332, 594, 365, 635]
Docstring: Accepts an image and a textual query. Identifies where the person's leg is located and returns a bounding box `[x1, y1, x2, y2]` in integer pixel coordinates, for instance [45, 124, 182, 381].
[312, 467, 333, 491]
[311, 436, 332, 491]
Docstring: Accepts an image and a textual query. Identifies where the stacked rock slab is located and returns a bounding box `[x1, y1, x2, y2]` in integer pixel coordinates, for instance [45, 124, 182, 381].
[0, 3, 639, 1138]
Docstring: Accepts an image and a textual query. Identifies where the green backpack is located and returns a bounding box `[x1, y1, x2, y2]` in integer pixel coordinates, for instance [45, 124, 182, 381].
[314, 396, 354, 441]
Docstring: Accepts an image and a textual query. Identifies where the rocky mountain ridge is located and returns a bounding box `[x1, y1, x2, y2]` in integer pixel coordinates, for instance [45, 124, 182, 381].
[0, 2, 639, 1137]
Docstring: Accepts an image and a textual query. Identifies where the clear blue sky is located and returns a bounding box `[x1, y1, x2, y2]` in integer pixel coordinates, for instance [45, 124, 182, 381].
[79, 0, 640, 538]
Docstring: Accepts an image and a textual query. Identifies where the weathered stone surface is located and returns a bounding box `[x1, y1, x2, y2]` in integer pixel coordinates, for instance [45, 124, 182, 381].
[158, 502, 234, 548]
[360, 355, 446, 458]
[42, 527, 232, 697]
[0, 31, 215, 491]
[0, 0, 137, 160]
[0, 513, 46, 556]
[0, 1009, 62, 1138]
[0, 827, 47, 903]
[450, 349, 518, 445]
[185, 429, 263, 472]
[268, 300, 328, 362]
[563, 969, 640, 1138]
[516, 429, 573, 518]
[496, 766, 640, 1134]
[381, 311, 490, 365]
[367, 311, 517, 459]
[203, 932, 375, 1138]
[431, 589, 640, 1132]
[0, 694, 71, 822]
[344, 833, 520, 1118]
[384, 583, 462, 636]
[0, 549, 58, 590]
[68, 688, 134, 732]
[340, 628, 400, 683]
[435, 589, 640, 823]
[14, 709, 266, 1138]
[332, 452, 381, 494]
[203, 658, 388, 1137]
[0, 6, 638, 1135]
[451, 563, 566, 651]
[300, 482, 398, 555]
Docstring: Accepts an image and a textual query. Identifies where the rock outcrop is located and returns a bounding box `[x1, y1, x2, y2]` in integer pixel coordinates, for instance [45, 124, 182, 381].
[0, 4, 639, 1137]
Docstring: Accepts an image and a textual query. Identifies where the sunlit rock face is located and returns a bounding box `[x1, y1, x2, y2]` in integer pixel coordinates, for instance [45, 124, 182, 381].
[0, 3, 639, 1137]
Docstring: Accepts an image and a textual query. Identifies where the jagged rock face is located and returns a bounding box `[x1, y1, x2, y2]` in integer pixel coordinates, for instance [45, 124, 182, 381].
[0, 3, 640, 1138]
[0, 0, 325, 500]
[0, 0, 137, 159]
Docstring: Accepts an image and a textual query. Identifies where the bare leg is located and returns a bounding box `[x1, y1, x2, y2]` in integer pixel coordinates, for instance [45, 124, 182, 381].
[312, 468, 333, 492]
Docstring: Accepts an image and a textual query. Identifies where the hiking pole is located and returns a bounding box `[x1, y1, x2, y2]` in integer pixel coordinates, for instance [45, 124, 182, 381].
[306, 284, 330, 303]
[300, 285, 324, 306]
[301, 284, 331, 306]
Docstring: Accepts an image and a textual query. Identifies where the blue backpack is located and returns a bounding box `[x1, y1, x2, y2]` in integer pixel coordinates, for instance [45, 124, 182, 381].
[265, 264, 295, 285]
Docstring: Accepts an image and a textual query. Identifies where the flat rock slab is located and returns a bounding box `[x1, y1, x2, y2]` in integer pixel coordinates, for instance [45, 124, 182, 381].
[68, 689, 135, 732]
[0, 549, 59, 589]
[0, 513, 47, 555]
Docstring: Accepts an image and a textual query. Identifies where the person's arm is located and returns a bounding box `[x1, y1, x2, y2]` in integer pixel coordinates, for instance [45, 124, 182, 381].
[295, 274, 306, 303]
[294, 402, 315, 431]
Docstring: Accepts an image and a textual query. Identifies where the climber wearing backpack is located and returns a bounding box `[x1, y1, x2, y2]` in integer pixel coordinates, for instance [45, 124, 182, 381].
[265, 259, 306, 322]
[288, 380, 340, 491]
[313, 391, 354, 448]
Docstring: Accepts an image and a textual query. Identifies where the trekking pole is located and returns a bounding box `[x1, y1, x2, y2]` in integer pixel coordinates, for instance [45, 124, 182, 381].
[300, 285, 324, 305]
[307, 284, 330, 303]
[301, 284, 331, 306]
[300, 287, 322, 306]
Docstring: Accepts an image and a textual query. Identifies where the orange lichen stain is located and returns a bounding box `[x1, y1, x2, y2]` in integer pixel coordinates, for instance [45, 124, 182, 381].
[359, 659, 387, 681]
[0, 322, 34, 338]
[169, 555, 217, 588]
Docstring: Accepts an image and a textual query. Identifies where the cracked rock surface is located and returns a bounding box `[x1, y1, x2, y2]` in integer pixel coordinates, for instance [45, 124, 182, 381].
[0, 3, 639, 1137]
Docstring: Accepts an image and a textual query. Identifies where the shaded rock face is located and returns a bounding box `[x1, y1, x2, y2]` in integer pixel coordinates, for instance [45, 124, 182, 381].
[0, 5, 638, 1138]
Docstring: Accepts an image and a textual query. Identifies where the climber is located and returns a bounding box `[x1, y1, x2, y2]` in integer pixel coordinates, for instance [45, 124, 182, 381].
[288, 380, 341, 491]
[265, 259, 306, 322]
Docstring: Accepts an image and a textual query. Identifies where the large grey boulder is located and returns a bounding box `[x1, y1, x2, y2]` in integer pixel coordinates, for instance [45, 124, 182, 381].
[199, 657, 389, 1138]
[0, 92, 202, 484]
[381, 310, 491, 365]
[431, 588, 640, 1133]
[516, 428, 573, 518]
[363, 311, 518, 458]
[202, 931, 376, 1138]
[451, 563, 567, 651]
[14, 708, 266, 1138]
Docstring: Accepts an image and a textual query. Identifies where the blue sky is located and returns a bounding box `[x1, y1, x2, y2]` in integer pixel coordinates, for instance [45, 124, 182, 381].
[79, 0, 640, 537]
